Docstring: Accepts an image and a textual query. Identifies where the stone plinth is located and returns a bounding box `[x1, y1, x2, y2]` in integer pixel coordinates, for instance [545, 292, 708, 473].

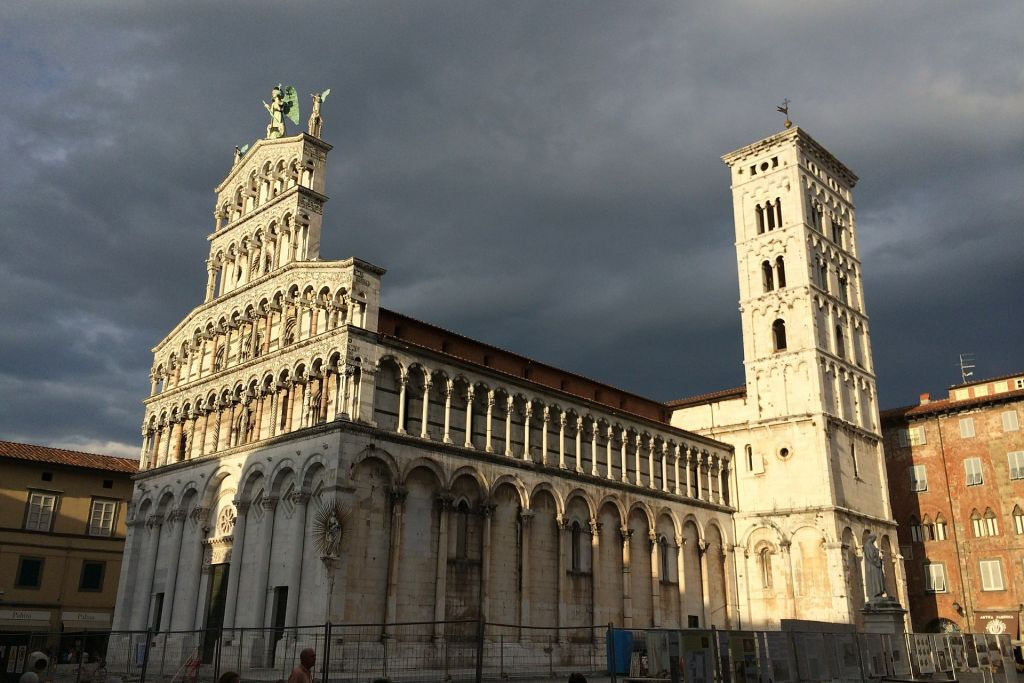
[861, 598, 907, 635]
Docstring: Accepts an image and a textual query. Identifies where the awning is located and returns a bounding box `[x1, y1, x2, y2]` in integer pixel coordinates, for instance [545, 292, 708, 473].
[61, 612, 111, 631]
[0, 618, 52, 630]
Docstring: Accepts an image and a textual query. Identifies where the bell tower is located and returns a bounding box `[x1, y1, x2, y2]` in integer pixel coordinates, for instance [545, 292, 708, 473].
[672, 125, 904, 627]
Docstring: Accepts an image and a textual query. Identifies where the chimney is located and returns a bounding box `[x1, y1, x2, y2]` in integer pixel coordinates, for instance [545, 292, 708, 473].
[919, 392, 931, 405]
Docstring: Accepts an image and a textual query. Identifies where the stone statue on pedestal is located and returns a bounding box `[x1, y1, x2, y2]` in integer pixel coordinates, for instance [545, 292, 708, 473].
[264, 84, 300, 139]
[864, 531, 886, 600]
[308, 89, 330, 138]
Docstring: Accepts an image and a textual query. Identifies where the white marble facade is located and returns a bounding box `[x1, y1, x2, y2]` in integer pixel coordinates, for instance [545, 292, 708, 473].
[112, 126, 740, 641]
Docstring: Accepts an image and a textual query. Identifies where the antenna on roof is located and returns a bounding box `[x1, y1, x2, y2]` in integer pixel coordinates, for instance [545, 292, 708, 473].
[959, 353, 976, 384]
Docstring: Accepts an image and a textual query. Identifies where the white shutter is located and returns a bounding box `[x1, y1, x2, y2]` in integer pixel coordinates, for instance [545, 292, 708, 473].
[898, 429, 910, 448]
[25, 493, 56, 531]
[965, 458, 983, 486]
[1002, 411, 1019, 432]
[980, 560, 1004, 591]
[1009, 452, 1024, 481]
[959, 417, 975, 438]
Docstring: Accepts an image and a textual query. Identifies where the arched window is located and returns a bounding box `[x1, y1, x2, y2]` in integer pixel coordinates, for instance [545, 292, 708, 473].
[838, 276, 849, 304]
[658, 535, 671, 581]
[922, 515, 935, 541]
[835, 325, 845, 359]
[745, 444, 754, 471]
[758, 547, 773, 588]
[766, 200, 777, 230]
[570, 521, 582, 572]
[970, 509, 983, 537]
[909, 515, 922, 542]
[935, 514, 948, 540]
[762, 260, 774, 292]
[178, 429, 188, 461]
[1013, 505, 1024, 535]
[775, 256, 786, 288]
[818, 260, 829, 293]
[755, 204, 765, 234]
[772, 319, 787, 351]
[984, 508, 999, 536]
[774, 197, 783, 227]
[456, 501, 470, 559]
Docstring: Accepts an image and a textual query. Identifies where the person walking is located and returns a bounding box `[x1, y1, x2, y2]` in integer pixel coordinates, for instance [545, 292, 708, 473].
[287, 648, 315, 683]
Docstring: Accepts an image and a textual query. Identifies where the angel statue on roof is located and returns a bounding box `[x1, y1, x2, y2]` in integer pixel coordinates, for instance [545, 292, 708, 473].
[264, 84, 300, 139]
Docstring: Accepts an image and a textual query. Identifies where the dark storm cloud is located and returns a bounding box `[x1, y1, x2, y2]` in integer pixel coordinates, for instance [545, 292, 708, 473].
[1, 1, 1021, 456]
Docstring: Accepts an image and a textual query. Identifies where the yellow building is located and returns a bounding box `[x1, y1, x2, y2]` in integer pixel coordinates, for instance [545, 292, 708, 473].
[0, 440, 135, 653]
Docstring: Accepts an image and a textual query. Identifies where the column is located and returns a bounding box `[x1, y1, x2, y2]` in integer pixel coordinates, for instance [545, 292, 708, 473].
[620, 429, 629, 483]
[433, 497, 451, 640]
[675, 535, 686, 629]
[575, 417, 584, 473]
[620, 527, 633, 628]
[519, 510, 534, 636]
[557, 517, 569, 643]
[420, 377, 432, 439]
[384, 487, 407, 631]
[396, 374, 407, 434]
[443, 379, 453, 444]
[138, 431, 149, 469]
[685, 448, 693, 498]
[205, 263, 216, 302]
[485, 391, 494, 452]
[695, 452, 704, 501]
[541, 407, 550, 465]
[650, 532, 662, 627]
[647, 438, 656, 489]
[708, 454, 717, 503]
[633, 434, 643, 486]
[480, 503, 494, 621]
[589, 520, 601, 625]
[522, 403, 532, 461]
[158, 510, 186, 632]
[558, 414, 567, 468]
[606, 427, 615, 480]
[284, 492, 310, 627]
[464, 386, 475, 448]
[504, 395, 513, 456]
[720, 545, 733, 628]
[161, 422, 172, 465]
[661, 444, 669, 492]
[222, 501, 249, 631]
[698, 540, 710, 626]
[187, 507, 209, 631]
[333, 367, 345, 419]
[673, 445, 681, 495]
[136, 516, 162, 630]
[111, 519, 145, 630]
[590, 422, 599, 476]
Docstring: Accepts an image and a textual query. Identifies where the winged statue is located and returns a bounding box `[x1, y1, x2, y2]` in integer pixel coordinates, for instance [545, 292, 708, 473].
[264, 84, 300, 139]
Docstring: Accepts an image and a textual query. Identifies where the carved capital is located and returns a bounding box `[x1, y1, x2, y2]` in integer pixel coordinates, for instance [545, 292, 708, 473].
[519, 509, 535, 527]
[190, 506, 210, 523]
[260, 496, 279, 512]
[235, 500, 251, 515]
[589, 519, 602, 535]
[166, 509, 187, 524]
[674, 534, 683, 547]
[388, 486, 408, 506]
[436, 494, 455, 512]
[619, 526, 633, 543]
[478, 502, 496, 518]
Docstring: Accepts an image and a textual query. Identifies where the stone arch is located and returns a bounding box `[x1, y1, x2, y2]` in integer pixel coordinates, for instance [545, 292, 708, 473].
[529, 482, 564, 517]
[627, 503, 654, 626]
[681, 518, 703, 626]
[489, 474, 528, 509]
[527, 486, 560, 628]
[564, 488, 596, 520]
[238, 463, 268, 501]
[448, 465, 487, 494]
[400, 456, 446, 489]
[340, 452, 394, 624]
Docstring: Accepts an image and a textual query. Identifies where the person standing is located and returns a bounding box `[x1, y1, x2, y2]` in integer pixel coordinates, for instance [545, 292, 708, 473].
[287, 648, 315, 683]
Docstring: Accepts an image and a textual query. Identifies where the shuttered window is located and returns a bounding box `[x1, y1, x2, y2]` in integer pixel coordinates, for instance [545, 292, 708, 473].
[964, 458, 983, 486]
[1002, 411, 1019, 432]
[979, 560, 1004, 591]
[25, 492, 57, 531]
[924, 563, 947, 593]
[909, 465, 928, 492]
[88, 499, 117, 537]
[959, 417, 975, 438]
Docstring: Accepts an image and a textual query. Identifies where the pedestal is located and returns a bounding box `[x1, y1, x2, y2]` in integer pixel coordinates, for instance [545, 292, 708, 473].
[861, 597, 907, 635]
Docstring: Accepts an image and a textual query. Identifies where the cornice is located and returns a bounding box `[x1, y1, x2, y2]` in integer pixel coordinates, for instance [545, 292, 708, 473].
[215, 133, 333, 194]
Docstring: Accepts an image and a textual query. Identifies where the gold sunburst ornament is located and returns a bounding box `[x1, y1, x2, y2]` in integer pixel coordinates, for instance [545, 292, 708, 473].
[312, 498, 348, 558]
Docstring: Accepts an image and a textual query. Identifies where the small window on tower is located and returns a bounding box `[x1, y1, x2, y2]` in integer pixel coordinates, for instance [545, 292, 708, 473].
[775, 256, 786, 288]
[762, 261, 774, 292]
[772, 319, 787, 351]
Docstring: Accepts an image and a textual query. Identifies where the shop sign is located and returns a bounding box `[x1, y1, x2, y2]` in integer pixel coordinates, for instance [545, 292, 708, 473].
[0, 609, 50, 622]
[974, 612, 1018, 637]
[60, 611, 110, 624]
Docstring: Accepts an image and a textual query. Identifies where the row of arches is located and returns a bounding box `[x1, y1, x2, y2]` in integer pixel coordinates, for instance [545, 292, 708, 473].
[373, 356, 732, 506]
[152, 280, 364, 395]
[908, 513, 949, 542]
[821, 359, 877, 431]
[217, 155, 313, 228]
[755, 198, 783, 234]
[143, 350, 361, 468]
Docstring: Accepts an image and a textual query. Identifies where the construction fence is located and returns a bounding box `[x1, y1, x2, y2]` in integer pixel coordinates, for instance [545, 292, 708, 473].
[1, 621, 1020, 683]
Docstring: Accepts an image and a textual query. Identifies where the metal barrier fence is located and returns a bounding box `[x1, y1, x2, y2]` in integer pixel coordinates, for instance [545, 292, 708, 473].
[0, 621, 605, 683]
[611, 627, 1022, 683]
[2, 622, 1020, 683]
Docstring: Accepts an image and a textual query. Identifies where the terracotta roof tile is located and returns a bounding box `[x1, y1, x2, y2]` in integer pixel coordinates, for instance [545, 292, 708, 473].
[666, 386, 747, 409]
[0, 440, 138, 473]
[881, 388, 1024, 423]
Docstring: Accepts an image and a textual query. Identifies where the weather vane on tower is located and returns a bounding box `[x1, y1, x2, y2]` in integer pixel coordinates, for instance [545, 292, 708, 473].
[777, 98, 792, 128]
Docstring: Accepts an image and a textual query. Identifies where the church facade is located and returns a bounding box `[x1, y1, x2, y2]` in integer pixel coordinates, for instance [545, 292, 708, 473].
[111, 97, 901, 649]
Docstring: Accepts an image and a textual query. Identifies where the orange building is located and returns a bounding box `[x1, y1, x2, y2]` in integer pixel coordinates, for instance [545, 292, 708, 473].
[0, 440, 136, 653]
[881, 372, 1024, 639]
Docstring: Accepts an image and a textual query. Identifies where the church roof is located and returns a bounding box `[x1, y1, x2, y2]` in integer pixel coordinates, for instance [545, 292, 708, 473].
[665, 386, 747, 409]
[0, 439, 138, 473]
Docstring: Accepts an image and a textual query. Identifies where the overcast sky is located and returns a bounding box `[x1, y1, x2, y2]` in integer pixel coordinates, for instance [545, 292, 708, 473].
[1, 1, 1021, 458]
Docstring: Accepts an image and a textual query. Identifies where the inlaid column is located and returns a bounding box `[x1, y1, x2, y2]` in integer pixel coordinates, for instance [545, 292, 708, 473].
[333, 366, 345, 419]
[485, 391, 494, 452]
[620, 527, 633, 628]
[522, 403, 532, 461]
[480, 503, 494, 621]
[590, 422, 599, 476]
[187, 507, 209, 630]
[464, 386, 475, 448]
[433, 496, 452, 640]
[222, 501, 248, 631]
[558, 414, 567, 468]
[685, 448, 693, 498]
[606, 427, 615, 480]
[161, 422, 172, 466]
[620, 429, 629, 483]
[284, 491, 310, 627]
[112, 518, 144, 630]
[660, 444, 669, 492]
[575, 417, 584, 473]
[420, 377, 432, 439]
[251, 497, 279, 630]
[633, 434, 643, 486]
[384, 487, 407, 633]
[556, 517, 569, 643]
[695, 452, 704, 501]
[590, 520, 601, 624]
[650, 531, 662, 627]
[519, 510, 534, 637]
[673, 445, 681, 495]
[442, 379, 453, 444]
[504, 395, 514, 456]
[675, 535, 686, 628]
[698, 540, 710, 626]
[137, 515, 162, 630]
[647, 438, 656, 489]
[720, 545, 733, 628]
[541, 407, 550, 465]
[396, 373, 407, 434]
[158, 510, 187, 631]
[707, 454, 717, 503]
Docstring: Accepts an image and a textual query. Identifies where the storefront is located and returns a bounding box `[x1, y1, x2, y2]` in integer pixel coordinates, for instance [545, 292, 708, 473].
[0, 610, 52, 683]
